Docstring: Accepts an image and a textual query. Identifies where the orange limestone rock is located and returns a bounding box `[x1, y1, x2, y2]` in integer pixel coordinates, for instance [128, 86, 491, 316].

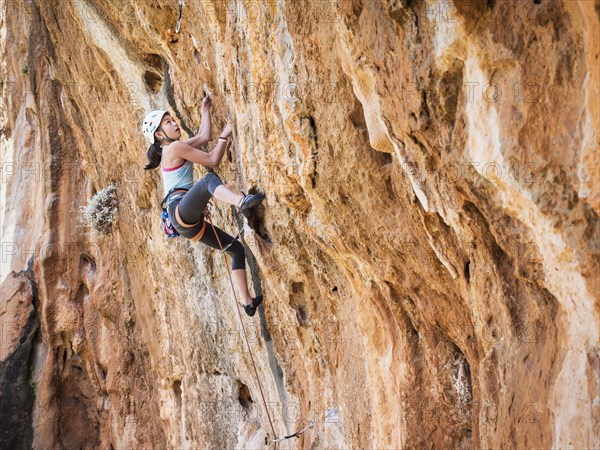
[0, 1, 598, 448]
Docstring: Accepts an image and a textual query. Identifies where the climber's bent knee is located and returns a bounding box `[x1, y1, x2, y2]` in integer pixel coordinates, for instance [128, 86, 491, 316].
[205, 172, 223, 195]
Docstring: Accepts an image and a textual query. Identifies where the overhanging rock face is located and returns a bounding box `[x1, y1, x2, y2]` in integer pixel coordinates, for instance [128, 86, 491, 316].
[0, 1, 598, 448]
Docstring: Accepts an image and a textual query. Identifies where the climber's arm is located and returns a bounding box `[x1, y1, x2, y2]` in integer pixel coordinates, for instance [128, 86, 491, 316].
[183, 111, 212, 149]
[170, 140, 217, 169]
[209, 138, 229, 168]
[210, 124, 233, 168]
[182, 95, 212, 149]
[183, 131, 210, 150]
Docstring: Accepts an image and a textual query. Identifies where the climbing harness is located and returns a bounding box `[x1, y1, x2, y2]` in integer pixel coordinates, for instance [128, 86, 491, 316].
[159, 188, 189, 238]
[205, 201, 317, 446]
[159, 188, 214, 239]
[175, 0, 183, 33]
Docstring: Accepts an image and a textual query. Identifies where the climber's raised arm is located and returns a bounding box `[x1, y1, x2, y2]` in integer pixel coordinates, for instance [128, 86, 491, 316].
[183, 127, 210, 149]
[183, 95, 212, 149]
[170, 140, 217, 169]
[171, 122, 232, 169]
[210, 124, 233, 168]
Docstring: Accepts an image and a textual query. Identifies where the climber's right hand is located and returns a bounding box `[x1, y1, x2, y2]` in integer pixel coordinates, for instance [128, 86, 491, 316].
[221, 124, 233, 139]
[201, 94, 212, 114]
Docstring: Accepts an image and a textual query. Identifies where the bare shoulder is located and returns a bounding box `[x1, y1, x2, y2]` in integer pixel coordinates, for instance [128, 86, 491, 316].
[162, 142, 186, 168]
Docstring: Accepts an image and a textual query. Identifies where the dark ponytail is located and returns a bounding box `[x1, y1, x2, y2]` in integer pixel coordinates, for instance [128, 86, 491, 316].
[144, 141, 163, 170]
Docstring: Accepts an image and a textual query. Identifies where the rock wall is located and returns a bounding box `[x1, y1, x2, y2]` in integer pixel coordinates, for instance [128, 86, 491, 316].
[0, 0, 598, 448]
[0, 264, 39, 449]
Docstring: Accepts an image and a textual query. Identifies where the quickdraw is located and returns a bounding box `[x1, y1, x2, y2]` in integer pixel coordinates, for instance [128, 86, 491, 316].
[272, 420, 315, 442]
[271, 409, 337, 443]
[175, 0, 183, 33]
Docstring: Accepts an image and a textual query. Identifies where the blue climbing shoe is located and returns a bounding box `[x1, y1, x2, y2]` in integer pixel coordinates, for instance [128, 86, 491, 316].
[244, 295, 263, 317]
[238, 191, 265, 218]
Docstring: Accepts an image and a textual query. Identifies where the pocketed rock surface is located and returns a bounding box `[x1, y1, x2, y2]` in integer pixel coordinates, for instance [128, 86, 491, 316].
[0, 1, 598, 448]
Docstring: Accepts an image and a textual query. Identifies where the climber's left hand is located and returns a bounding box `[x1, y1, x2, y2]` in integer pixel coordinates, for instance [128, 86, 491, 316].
[201, 94, 212, 114]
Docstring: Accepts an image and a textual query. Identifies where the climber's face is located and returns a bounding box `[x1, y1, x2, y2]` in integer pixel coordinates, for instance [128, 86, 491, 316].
[155, 113, 181, 143]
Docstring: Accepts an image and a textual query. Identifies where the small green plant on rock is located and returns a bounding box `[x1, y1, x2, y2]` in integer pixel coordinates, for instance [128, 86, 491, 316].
[81, 182, 119, 235]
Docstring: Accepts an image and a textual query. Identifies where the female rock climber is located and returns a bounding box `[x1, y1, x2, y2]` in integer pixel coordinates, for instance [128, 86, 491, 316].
[141, 95, 265, 317]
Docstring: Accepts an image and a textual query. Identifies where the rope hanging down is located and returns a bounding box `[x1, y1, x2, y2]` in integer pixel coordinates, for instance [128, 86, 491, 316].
[204, 201, 315, 445]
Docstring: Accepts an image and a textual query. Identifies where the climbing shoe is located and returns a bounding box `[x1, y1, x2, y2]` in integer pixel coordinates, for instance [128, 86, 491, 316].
[238, 191, 265, 218]
[244, 295, 263, 317]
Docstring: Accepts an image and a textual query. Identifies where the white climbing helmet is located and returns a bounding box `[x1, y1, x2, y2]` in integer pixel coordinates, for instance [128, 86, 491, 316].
[141, 109, 169, 145]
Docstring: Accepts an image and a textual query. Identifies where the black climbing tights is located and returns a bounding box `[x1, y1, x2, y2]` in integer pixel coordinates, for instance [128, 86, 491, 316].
[177, 172, 224, 222]
[199, 222, 246, 271]
[175, 172, 246, 271]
